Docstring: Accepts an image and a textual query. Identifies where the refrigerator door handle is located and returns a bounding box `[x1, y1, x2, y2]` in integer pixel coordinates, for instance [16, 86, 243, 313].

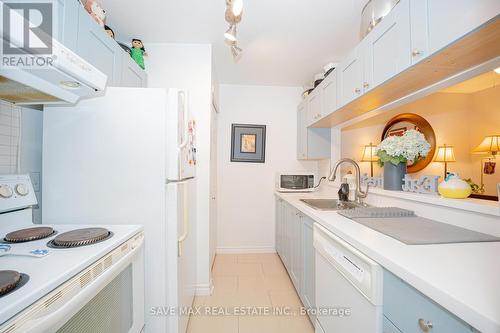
[166, 177, 195, 184]
[177, 90, 189, 150]
[178, 182, 189, 257]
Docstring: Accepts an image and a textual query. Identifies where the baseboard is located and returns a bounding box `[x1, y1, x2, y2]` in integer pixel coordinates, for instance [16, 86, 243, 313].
[195, 279, 214, 296]
[216, 246, 277, 254]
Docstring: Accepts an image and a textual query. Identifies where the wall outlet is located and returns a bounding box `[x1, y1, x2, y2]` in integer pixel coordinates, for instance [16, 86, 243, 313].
[30, 172, 41, 192]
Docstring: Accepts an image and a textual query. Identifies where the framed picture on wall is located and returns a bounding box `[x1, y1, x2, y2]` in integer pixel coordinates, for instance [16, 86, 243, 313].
[230, 124, 266, 163]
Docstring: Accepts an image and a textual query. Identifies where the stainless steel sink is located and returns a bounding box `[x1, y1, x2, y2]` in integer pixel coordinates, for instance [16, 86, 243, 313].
[300, 199, 365, 211]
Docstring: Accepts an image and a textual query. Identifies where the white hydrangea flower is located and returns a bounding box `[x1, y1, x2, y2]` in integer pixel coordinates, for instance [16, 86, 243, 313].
[376, 129, 431, 166]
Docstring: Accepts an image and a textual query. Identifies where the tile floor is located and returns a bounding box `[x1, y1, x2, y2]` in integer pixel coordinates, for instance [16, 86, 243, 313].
[187, 253, 315, 333]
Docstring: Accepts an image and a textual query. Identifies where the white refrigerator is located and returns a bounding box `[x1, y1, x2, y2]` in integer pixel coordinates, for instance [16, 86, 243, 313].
[42, 87, 197, 333]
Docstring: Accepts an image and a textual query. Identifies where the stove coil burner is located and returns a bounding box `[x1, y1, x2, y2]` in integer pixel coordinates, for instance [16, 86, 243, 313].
[48, 228, 112, 248]
[0, 271, 29, 297]
[4, 227, 56, 243]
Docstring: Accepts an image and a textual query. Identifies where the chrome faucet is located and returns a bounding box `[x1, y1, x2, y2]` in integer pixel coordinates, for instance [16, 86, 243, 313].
[328, 158, 369, 204]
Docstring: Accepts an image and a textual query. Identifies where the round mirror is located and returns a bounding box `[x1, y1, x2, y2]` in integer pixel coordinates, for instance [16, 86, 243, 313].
[381, 113, 436, 173]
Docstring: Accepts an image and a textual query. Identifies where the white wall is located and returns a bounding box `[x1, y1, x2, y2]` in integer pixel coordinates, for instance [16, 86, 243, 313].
[217, 84, 318, 253]
[146, 43, 214, 293]
[0, 101, 43, 222]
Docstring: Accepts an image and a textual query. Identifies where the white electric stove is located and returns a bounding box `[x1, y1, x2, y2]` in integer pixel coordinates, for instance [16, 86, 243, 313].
[0, 174, 145, 333]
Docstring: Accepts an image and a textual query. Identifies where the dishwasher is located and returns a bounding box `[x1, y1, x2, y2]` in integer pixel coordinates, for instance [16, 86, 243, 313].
[314, 223, 383, 333]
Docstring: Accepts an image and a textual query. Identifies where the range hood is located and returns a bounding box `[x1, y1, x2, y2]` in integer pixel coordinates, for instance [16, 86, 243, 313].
[0, 4, 107, 105]
[0, 40, 107, 105]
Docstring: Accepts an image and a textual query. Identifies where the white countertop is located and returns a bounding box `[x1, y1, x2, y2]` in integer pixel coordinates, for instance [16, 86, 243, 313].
[276, 191, 500, 333]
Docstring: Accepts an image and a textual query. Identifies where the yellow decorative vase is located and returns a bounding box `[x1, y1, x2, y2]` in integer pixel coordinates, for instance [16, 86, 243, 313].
[438, 173, 472, 199]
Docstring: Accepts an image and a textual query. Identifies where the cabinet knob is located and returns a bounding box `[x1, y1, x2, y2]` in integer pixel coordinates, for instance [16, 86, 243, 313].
[412, 49, 422, 57]
[363, 82, 370, 89]
[355, 88, 361, 94]
[418, 319, 433, 332]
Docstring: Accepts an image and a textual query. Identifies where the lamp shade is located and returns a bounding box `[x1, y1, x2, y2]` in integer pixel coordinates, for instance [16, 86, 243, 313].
[434, 144, 456, 162]
[472, 135, 500, 155]
[361, 143, 379, 162]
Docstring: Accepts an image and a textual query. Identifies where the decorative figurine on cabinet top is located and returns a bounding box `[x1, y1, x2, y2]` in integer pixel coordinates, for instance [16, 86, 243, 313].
[131, 39, 147, 70]
[438, 173, 472, 199]
[104, 25, 115, 39]
[84, 0, 106, 27]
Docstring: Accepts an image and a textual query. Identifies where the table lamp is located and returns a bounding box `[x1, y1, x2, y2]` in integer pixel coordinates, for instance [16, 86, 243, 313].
[472, 135, 499, 193]
[434, 144, 456, 179]
[361, 143, 379, 177]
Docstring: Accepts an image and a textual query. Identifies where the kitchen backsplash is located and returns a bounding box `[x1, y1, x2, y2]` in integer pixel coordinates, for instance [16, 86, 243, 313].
[0, 101, 21, 174]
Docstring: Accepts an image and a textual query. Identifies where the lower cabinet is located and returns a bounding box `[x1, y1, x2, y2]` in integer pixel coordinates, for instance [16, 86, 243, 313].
[383, 316, 403, 333]
[275, 198, 316, 325]
[301, 216, 315, 323]
[276, 197, 477, 333]
[384, 270, 475, 333]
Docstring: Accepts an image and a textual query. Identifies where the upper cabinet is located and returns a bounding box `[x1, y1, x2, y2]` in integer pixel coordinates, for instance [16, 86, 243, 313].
[320, 70, 338, 116]
[309, 0, 500, 128]
[119, 53, 148, 88]
[56, 0, 147, 88]
[339, 47, 364, 106]
[366, 0, 411, 87]
[410, 0, 500, 64]
[425, 0, 500, 54]
[339, 0, 411, 106]
[76, 8, 122, 86]
[307, 89, 322, 125]
[297, 100, 330, 160]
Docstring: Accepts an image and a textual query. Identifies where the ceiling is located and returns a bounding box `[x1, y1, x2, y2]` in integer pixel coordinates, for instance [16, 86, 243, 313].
[100, 0, 366, 87]
[440, 71, 500, 94]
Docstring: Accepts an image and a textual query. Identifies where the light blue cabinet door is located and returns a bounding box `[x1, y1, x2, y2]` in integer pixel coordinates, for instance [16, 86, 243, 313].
[409, 0, 430, 65]
[383, 316, 402, 333]
[282, 203, 292, 270]
[275, 198, 283, 256]
[339, 46, 363, 106]
[55, 0, 80, 52]
[297, 102, 307, 160]
[384, 270, 474, 333]
[301, 217, 315, 323]
[116, 52, 147, 87]
[76, 8, 120, 85]
[426, 0, 500, 54]
[366, 0, 411, 87]
[290, 210, 302, 292]
[319, 71, 338, 118]
[307, 89, 321, 125]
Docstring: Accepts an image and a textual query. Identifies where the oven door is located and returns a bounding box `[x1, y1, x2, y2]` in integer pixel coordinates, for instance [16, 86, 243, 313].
[0, 233, 145, 333]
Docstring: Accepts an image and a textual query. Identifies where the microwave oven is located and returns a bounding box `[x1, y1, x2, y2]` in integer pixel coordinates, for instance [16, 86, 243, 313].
[276, 173, 316, 192]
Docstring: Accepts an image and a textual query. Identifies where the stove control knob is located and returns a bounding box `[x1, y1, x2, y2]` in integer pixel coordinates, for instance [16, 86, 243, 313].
[15, 184, 29, 196]
[0, 185, 13, 198]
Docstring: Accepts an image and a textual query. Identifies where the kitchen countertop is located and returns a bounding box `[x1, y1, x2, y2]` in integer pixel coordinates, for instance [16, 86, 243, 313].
[275, 191, 500, 333]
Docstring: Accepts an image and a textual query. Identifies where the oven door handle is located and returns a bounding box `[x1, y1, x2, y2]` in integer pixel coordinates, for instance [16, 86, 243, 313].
[8, 242, 143, 333]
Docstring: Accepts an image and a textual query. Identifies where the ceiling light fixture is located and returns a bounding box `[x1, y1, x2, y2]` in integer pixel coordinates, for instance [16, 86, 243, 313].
[224, 0, 244, 60]
[494, 67, 500, 74]
[231, 0, 243, 17]
[231, 45, 243, 58]
[224, 25, 237, 42]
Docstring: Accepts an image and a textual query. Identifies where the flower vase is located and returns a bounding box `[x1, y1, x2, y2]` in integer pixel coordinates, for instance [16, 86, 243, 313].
[383, 162, 407, 191]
